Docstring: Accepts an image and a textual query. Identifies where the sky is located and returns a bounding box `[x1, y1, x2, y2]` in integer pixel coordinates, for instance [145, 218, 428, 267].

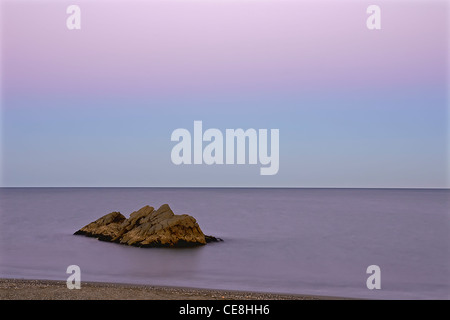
[0, 0, 449, 187]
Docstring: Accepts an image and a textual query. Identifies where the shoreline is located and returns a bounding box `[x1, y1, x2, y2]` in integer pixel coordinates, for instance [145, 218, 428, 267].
[0, 278, 350, 300]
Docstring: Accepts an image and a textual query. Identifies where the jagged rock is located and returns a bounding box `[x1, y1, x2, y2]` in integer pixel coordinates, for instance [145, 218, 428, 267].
[73, 211, 126, 241]
[74, 204, 221, 247]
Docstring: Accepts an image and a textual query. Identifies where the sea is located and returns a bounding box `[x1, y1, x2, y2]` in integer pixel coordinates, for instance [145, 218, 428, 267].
[0, 187, 448, 299]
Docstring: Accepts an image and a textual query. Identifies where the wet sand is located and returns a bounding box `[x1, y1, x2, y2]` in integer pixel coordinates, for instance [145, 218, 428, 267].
[0, 278, 346, 300]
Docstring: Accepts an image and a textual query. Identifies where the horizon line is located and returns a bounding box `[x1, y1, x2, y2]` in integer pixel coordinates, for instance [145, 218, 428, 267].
[0, 186, 449, 190]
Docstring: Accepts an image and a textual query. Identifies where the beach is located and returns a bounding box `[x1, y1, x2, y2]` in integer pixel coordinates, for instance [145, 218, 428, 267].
[0, 278, 339, 300]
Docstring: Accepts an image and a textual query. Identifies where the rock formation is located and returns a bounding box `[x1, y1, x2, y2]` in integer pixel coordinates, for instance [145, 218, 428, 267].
[74, 204, 221, 247]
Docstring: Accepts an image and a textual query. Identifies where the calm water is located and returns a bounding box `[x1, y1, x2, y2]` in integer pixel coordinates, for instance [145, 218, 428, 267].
[0, 188, 448, 299]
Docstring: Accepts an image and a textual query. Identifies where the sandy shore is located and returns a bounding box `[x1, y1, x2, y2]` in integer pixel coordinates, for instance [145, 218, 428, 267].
[0, 278, 344, 300]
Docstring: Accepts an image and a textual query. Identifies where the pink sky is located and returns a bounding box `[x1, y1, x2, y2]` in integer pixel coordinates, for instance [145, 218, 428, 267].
[2, 0, 448, 97]
[1, 1, 448, 188]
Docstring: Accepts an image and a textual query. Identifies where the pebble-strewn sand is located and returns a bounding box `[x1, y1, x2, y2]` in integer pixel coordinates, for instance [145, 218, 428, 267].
[0, 278, 344, 300]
